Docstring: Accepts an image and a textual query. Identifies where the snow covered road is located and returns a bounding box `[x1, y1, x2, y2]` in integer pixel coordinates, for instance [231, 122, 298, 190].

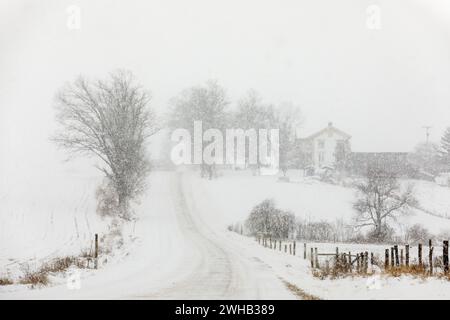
[145, 171, 295, 299]
[0, 171, 296, 299]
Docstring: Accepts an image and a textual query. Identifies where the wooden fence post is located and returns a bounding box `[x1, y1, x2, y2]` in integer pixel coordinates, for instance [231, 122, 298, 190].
[342, 253, 347, 272]
[335, 247, 339, 268]
[405, 244, 409, 267]
[370, 252, 374, 266]
[390, 247, 394, 267]
[348, 251, 352, 271]
[293, 241, 296, 256]
[285, 244, 287, 253]
[394, 245, 399, 267]
[356, 253, 360, 272]
[94, 233, 99, 269]
[400, 249, 404, 266]
[429, 239, 433, 275]
[418, 243, 422, 267]
[364, 251, 369, 273]
[360, 253, 364, 273]
[310, 248, 314, 268]
[362, 253, 365, 273]
[279, 240, 282, 251]
[289, 244, 292, 255]
[443, 240, 449, 274]
[315, 248, 319, 268]
[304, 243, 307, 259]
[385, 249, 389, 270]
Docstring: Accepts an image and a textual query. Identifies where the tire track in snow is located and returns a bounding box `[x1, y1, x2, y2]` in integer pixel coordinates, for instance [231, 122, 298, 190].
[148, 172, 296, 299]
[145, 172, 237, 299]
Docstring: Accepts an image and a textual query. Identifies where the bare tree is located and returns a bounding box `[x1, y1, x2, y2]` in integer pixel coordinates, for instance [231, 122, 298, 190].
[274, 102, 302, 177]
[233, 90, 276, 171]
[52, 70, 157, 220]
[353, 167, 416, 241]
[169, 80, 229, 179]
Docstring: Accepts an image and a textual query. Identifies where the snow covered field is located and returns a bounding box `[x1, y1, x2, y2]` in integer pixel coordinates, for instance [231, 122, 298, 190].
[2, 169, 450, 299]
[198, 170, 450, 236]
[0, 171, 295, 299]
[407, 179, 450, 219]
[0, 170, 109, 281]
[184, 170, 450, 299]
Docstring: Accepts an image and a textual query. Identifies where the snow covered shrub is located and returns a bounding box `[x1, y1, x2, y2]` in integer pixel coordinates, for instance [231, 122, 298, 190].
[365, 225, 397, 243]
[96, 178, 120, 218]
[296, 220, 334, 242]
[296, 218, 355, 243]
[18, 255, 90, 288]
[245, 199, 295, 238]
[317, 167, 337, 184]
[99, 218, 126, 256]
[40, 256, 86, 273]
[19, 264, 49, 287]
[404, 224, 432, 244]
[278, 176, 290, 182]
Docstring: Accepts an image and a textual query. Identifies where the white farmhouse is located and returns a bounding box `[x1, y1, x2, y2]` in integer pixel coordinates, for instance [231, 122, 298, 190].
[298, 122, 351, 170]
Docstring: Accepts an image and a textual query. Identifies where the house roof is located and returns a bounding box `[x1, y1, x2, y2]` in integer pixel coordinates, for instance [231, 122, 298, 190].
[300, 122, 351, 141]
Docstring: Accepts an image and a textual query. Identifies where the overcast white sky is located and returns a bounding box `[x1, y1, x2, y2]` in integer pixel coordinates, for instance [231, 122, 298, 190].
[1, 0, 450, 187]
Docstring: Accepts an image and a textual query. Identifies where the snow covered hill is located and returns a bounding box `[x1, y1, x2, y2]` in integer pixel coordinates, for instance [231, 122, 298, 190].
[0, 171, 108, 281]
[191, 170, 450, 236]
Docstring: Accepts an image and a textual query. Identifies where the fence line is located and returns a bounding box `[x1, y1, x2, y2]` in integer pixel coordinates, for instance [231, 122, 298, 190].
[255, 235, 450, 276]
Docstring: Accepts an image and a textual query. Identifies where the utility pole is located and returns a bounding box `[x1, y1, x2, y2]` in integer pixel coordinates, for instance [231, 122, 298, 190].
[422, 126, 432, 144]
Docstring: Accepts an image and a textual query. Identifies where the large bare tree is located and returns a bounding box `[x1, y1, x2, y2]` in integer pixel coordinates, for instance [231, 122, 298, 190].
[274, 102, 302, 177]
[353, 167, 416, 241]
[169, 80, 229, 178]
[233, 90, 276, 172]
[53, 70, 156, 220]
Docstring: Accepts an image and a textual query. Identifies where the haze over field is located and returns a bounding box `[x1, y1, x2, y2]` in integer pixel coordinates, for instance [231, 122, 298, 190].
[2, 0, 450, 190]
[2, 0, 450, 301]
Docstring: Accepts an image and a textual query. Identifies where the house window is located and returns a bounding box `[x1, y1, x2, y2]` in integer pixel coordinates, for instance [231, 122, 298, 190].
[318, 140, 325, 149]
